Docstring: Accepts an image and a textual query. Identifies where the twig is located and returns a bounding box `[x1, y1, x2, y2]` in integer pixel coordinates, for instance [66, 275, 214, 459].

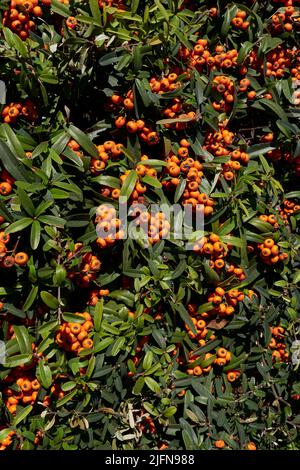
[57, 247, 62, 323]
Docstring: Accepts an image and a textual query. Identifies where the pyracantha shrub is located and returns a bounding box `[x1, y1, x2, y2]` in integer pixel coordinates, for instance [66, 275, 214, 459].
[0, 0, 300, 451]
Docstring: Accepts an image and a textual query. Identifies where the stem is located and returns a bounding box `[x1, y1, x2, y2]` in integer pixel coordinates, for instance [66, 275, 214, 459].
[57, 253, 62, 324]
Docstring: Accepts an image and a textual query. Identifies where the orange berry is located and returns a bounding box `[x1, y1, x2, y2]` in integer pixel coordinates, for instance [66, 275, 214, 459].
[214, 440, 225, 449]
[14, 252, 29, 266]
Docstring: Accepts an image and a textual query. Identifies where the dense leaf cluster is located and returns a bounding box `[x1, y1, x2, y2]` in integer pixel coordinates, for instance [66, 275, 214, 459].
[0, 0, 299, 451]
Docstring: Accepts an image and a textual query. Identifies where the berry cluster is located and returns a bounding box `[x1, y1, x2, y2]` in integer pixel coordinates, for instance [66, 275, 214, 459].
[185, 317, 215, 344]
[257, 239, 288, 265]
[204, 128, 235, 156]
[271, 6, 298, 33]
[279, 200, 300, 222]
[259, 214, 279, 229]
[88, 288, 110, 306]
[231, 10, 250, 30]
[150, 73, 182, 94]
[179, 40, 243, 75]
[0, 430, 15, 451]
[2, 0, 44, 40]
[95, 205, 123, 249]
[268, 326, 289, 362]
[3, 371, 40, 414]
[67, 248, 102, 287]
[0, 170, 14, 196]
[1, 100, 37, 124]
[133, 210, 171, 245]
[193, 234, 229, 270]
[110, 92, 159, 145]
[226, 264, 246, 281]
[0, 232, 29, 269]
[56, 312, 94, 354]
[207, 287, 245, 318]
[91, 140, 123, 175]
[250, 47, 299, 79]
[186, 347, 232, 376]
[212, 75, 235, 112]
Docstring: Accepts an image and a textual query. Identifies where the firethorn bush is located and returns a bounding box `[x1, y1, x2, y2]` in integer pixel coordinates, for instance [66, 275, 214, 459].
[0, 0, 300, 452]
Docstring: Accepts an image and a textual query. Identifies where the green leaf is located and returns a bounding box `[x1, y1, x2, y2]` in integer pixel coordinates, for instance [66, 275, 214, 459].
[248, 143, 275, 157]
[31, 141, 48, 158]
[62, 146, 84, 167]
[0, 200, 13, 222]
[91, 175, 120, 189]
[23, 285, 39, 311]
[13, 326, 32, 354]
[164, 406, 177, 417]
[13, 406, 33, 426]
[237, 41, 253, 65]
[2, 338, 19, 357]
[30, 220, 41, 250]
[77, 14, 101, 27]
[142, 175, 162, 189]
[86, 356, 96, 379]
[119, 170, 138, 200]
[94, 299, 104, 332]
[3, 354, 32, 368]
[224, 353, 247, 372]
[131, 0, 140, 14]
[40, 291, 59, 309]
[37, 360, 52, 388]
[0, 124, 26, 158]
[5, 218, 33, 235]
[221, 5, 236, 36]
[174, 179, 186, 203]
[197, 302, 214, 315]
[50, 0, 71, 17]
[49, 189, 69, 199]
[172, 260, 187, 280]
[17, 188, 35, 216]
[4, 304, 26, 318]
[54, 265, 66, 285]
[3, 27, 28, 57]
[0, 142, 30, 181]
[203, 262, 220, 283]
[67, 124, 98, 157]
[259, 154, 271, 174]
[174, 30, 193, 50]
[154, 0, 169, 20]
[175, 304, 197, 335]
[254, 99, 287, 121]
[145, 376, 161, 393]
[136, 159, 168, 168]
[61, 382, 76, 392]
[49, 148, 63, 165]
[111, 337, 126, 356]
[89, 0, 102, 22]
[56, 389, 77, 408]
[133, 377, 145, 395]
[38, 320, 59, 336]
[259, 36, 283, 54]
[143, 351, 153, 370]
[217, 219, 235, 236]
[38, 215, 66, 227]
[135, 78, 152, 107]
[0, 430, 11, 442]
[221, 236, 244, 248]
[62, 313, 85, 323]
[34, 200, 53, 217]
[248, 218, 274, 232]
[53, 182, 83, 201]
[108, 290, 135, 306]
[93, 337, 114, 353]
